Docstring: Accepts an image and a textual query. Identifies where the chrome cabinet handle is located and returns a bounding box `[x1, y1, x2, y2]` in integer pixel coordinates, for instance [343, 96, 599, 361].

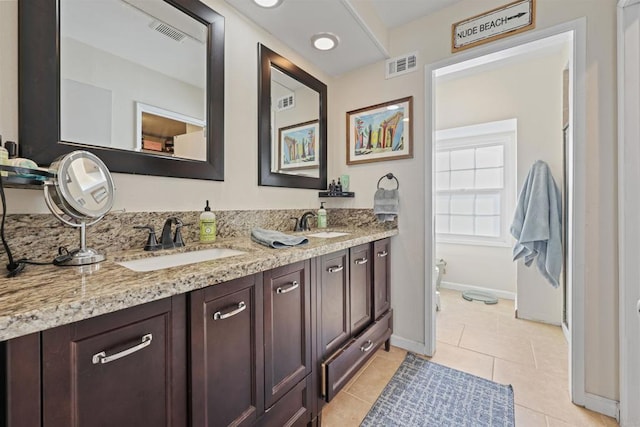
[360, 340, 374, 352]
[354, 258, 368, 265]
[276, 280, 299, 294]
[377, 250, 388, 258]
[213, 301, 246, 320]
[327, 265, 344, 273]
[92, 333, 153, 365]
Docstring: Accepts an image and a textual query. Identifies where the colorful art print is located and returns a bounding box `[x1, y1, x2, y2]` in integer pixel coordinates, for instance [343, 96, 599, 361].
[346, 96, 413, 165]
[278, 120, 319, 170]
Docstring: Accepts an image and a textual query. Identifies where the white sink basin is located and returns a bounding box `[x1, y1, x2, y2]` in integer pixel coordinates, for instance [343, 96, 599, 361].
[307, 232, 350, 238]
[116, 248, 246, 272]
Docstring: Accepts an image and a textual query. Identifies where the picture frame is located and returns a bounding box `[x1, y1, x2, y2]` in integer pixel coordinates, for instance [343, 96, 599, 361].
[278, 120, 319, 170]
[346, 96, 413, 165]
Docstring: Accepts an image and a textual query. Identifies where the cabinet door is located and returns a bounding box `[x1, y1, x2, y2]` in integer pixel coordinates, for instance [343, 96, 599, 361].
[264, 260, 312, 409]
[319, 250, 350, 357]
[190, 274, 264, 427]
[349, 243, 372, 336]
[373, 238, 391, 319]
[41, 296, 187, 427]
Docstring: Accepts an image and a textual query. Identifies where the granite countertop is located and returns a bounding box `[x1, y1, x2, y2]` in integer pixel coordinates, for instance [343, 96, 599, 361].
[0, 227, 398, 342]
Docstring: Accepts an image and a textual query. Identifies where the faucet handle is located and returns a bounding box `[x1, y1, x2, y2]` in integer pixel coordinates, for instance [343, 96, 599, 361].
[134, 225, 162, 251]
[173, 220, 190, 248]
[290, 217, 301, 232]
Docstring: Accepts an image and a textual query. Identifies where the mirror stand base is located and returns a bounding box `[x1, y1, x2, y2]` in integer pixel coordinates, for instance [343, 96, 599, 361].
[55, 248, 105, 266]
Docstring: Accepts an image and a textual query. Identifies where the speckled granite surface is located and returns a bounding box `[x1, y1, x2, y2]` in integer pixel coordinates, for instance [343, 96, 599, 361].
[0, 209, 397, 341]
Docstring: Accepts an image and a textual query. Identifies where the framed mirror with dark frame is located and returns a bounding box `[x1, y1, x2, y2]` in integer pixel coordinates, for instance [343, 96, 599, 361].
[258, 44, 327, 189]
[18, 0, 225, 181]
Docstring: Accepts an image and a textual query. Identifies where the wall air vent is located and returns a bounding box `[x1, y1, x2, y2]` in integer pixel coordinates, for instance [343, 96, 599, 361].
[385, 52, 418, 79]
[276, 94, 295, 112]
[149, 20, 187, 43]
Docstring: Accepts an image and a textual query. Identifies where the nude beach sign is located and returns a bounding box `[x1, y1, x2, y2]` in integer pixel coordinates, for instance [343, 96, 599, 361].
[451, 0, 536, 52]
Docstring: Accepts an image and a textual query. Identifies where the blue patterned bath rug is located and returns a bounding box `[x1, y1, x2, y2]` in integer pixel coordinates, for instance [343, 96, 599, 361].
[360, 353, 514, 427]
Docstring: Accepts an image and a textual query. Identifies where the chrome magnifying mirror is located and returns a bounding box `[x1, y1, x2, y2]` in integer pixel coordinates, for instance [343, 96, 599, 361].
[44, 150, 115, 266]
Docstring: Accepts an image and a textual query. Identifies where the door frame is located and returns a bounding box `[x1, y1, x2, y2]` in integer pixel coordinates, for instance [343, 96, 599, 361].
[424, 17, 588, 408]
[617, 0, 640, 425]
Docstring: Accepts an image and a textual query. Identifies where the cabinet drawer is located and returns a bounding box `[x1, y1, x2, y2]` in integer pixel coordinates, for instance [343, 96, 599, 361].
[259, 375, 312, 427]
[190, 275, 263, 427]
[41, 296, 187, 427]
[264, 261, 312, 408]
[322, 309, 393, 402]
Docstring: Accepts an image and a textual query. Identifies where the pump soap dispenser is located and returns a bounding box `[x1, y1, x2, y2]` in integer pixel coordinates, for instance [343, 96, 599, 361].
[199, 200, 217, 242]
[317, 202, 327, 229]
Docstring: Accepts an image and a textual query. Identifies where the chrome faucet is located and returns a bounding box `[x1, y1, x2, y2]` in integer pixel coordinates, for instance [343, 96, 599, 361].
[299, 211, 317, 232]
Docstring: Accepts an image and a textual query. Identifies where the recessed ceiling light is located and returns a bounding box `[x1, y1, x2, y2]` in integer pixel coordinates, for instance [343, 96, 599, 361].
[311, 33, 339, 51]
[253, 0, 283, 8]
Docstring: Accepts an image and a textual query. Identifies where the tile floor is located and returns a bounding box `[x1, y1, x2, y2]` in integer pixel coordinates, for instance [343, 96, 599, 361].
[321, 289, 619, 427]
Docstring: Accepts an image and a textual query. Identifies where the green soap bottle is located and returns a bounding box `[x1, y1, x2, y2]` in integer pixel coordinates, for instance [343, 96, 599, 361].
[317, 202, 327, 229]
[199, 200, 217, 242]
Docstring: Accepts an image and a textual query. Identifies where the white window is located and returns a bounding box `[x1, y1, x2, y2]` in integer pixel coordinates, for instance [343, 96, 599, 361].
[435, 119, 516, 247]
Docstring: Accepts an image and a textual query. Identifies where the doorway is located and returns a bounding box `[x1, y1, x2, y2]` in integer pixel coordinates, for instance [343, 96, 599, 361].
[424, 20, 588, 408]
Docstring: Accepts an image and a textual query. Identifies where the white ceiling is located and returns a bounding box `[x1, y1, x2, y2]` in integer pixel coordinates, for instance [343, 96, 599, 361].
[224, 0, 462, 76]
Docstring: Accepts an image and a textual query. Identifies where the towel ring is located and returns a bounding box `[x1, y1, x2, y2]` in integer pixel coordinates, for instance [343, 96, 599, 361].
[377, 173, 399, 190]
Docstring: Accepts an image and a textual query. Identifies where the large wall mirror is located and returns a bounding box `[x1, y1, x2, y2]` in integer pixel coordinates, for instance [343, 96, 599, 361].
[19, 0, 225, 181]
[258, 44, 327, 189]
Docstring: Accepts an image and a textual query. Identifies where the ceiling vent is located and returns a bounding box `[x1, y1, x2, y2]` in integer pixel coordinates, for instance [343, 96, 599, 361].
[385, 52, 418, 79]
[276, 94, 295, 112]
[149, 20, 187, 43]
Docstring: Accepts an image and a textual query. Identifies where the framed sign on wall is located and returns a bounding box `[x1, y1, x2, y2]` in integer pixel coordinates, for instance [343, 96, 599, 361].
[452, 0, 536, 53]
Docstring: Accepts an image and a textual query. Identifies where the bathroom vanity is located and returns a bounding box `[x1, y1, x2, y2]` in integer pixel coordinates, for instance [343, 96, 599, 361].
[0, 227, 396, 427]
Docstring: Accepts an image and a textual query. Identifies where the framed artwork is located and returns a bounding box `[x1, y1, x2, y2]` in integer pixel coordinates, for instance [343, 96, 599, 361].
[278, 120, 319, 170]
[346, 96, 413, 165]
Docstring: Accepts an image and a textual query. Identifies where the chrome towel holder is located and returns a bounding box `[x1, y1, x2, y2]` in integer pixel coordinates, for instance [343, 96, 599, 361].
[377, 173, 399, 190]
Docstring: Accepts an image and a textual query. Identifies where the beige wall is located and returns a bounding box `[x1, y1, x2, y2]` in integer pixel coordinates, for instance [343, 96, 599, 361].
[0, 0, 333, 214]
[331, 0, 617, 400]
[0, 0, 619, 401]
[435, 50, 568, 323]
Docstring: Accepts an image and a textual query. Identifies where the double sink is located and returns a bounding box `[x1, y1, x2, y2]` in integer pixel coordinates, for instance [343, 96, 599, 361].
[116, 231, 350, 272]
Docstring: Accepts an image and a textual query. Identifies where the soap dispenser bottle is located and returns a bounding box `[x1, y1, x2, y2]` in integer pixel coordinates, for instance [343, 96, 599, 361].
[199, 200, 217, 242]
[317, 202, 327, 229]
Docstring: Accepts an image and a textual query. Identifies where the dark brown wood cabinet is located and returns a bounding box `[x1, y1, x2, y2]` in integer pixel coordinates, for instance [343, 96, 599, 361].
[1, 238, 392, 427]
[190, 274, 264, 427]
[319, 238, 393, 405]
[349, 243, 372, 337]
[373, 239, 391, 320]
[41, 295, 187, 427]
[318, 250, 350, 357]
[263, 260, 313, 426]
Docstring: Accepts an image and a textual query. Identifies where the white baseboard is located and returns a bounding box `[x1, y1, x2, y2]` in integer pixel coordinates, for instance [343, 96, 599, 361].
[583, 393, 619, 420]
[390, 334, 428, 356]
[440, 281, 517, 300]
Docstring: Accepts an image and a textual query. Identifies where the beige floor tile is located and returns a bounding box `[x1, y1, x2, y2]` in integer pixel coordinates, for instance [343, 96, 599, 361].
[436, 319, 464, 346]
[531, 335, 569, 379]
[600, 414, 620, 426]
[437, 306, 500, 334]
[373, 345, 407, 364]
[345, 355, 402, 404]
[428, 341, 494, 380]
[493, 358, 604, 426]
[321, 391, 371, 427]
[498, 313, 565, 341]
[515, 405, 547, 427]
[459, 326, 536, 366]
